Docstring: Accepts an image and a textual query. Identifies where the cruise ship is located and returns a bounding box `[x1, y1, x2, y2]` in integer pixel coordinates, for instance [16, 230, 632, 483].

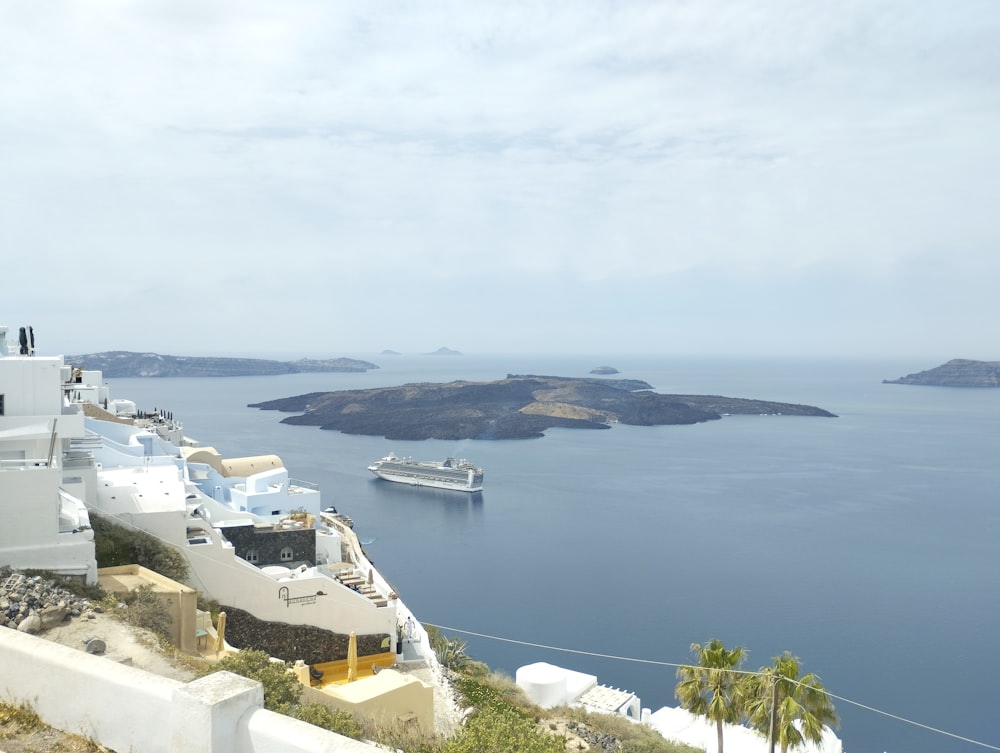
[368, 453, 484, 492]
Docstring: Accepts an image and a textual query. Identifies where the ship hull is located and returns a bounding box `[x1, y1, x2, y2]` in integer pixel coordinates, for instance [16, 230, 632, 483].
[368, 455, 484, 492]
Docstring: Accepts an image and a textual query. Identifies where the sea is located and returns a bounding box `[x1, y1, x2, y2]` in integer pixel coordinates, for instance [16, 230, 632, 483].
[106, 354, 1000, 753]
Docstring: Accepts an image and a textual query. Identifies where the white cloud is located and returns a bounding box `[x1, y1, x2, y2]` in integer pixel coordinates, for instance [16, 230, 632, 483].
[1, 1, 997, 357]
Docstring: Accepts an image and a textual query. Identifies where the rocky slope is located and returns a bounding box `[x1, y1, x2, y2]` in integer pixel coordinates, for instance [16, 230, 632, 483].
[0, 568, 93, 632]
[250, 374, 836, 440]
[66, 351, 378, 377]
[883, 358, 1000, 387]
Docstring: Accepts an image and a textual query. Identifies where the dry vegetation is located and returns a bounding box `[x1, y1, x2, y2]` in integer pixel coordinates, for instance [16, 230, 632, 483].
[0, 703, 108, 753]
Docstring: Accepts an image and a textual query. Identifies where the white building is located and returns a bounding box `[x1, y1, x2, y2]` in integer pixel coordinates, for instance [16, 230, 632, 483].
[0, 325, 96, 583]
[84, 410, 400, 643]
[516, 662, 641, 719]
[1, 323, 404, 650]
[182, 445, 322, 521]
[648, 706, 843, 753]
[517, 661, 844, 753]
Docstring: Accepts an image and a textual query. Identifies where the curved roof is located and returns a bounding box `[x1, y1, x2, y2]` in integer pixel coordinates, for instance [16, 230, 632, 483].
[182, 447, 284, 477]
[221, 454, 284, 477]
[182, 446, 224, 473]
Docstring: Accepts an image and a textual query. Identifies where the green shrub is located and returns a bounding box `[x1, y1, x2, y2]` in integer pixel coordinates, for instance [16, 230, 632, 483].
[454, 672, 531, 713]
[201, 649, 302, 713]
[621, 737, 706, 753]
[290, 703, 362, 739]
[197, 594, 220, 621]
[91, 513, 189, 582]
[558, 707, 703, 753]
[117, 584, 173, 637]
[441, 704, 565, 753]
[454, 675, 505, 709]
[357, 715, 442, 753]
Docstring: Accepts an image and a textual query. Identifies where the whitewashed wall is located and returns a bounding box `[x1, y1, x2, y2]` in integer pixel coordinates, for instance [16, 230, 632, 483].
[0, 628, 379, 753]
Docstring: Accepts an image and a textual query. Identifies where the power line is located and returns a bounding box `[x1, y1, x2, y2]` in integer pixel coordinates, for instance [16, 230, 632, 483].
[822, 690, 1000, 751]
[431, 623, 1000, 752]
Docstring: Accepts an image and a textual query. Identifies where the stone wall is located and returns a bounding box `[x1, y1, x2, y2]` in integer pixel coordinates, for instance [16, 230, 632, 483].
[221, 523, 316, 567]
[221, 605, 389, 665]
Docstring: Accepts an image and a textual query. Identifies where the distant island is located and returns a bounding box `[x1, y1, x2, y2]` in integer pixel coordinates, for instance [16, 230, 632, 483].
[66, 351, 379, 378]
[427, 347, 461, 356]
[883, 359, 1000, 387]
[249, 374, 836, 440]
[590, 366, 620, 375]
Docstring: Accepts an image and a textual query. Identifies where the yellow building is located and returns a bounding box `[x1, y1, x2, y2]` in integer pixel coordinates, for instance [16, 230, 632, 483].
[98, 564, 203, 655]
[293, 660, 434, 735]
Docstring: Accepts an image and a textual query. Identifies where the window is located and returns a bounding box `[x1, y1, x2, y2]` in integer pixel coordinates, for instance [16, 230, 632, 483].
[279, 546, 294, 562]
[246, 549, 260, 564]
[0, 394, 4, 416]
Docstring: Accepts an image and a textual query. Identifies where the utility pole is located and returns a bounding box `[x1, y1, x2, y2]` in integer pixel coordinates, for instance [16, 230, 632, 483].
[768, 670, 779, 753]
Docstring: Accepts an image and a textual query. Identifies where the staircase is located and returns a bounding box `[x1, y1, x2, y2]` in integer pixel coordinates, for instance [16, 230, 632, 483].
[334, 571, 389, 608]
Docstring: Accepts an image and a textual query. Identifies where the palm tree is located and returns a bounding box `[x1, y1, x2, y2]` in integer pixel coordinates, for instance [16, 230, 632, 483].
[675, 639, 748, 753]
[743, 651, 838, 753]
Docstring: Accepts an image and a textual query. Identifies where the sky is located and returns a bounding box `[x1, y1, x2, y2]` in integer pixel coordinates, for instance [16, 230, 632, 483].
[1, 1, 998, 360]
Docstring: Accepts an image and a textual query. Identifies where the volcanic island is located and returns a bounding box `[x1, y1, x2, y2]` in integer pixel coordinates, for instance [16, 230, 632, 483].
[883, 359, 1000, 387]
[249, 374, 836, 440]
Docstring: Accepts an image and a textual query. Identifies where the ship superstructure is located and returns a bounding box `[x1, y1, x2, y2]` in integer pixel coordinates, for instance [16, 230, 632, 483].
[368, 452, 484, 492]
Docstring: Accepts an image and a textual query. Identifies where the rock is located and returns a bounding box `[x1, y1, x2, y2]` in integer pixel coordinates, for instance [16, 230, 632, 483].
[0, 567, 97, 637]
[40, 605, 70, 629]
[17, 613, 41, 633]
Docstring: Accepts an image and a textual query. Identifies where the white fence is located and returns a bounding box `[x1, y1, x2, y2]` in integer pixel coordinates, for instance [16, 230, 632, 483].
[0, 629, 379, 753]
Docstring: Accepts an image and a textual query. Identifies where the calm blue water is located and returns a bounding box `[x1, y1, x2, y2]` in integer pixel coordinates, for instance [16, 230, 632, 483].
[109, 355, 1000, 753]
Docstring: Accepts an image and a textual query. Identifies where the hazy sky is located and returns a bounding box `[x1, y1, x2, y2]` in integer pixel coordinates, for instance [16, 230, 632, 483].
[2, 1, 997, 359]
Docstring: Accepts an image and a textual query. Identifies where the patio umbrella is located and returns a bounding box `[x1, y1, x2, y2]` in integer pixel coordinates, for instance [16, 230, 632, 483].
[214, 611, 227, 655]
[347, 631, 358, 682]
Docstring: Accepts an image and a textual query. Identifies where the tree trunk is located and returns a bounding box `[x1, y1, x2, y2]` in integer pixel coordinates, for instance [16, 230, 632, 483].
[716, 717, 724, 753]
